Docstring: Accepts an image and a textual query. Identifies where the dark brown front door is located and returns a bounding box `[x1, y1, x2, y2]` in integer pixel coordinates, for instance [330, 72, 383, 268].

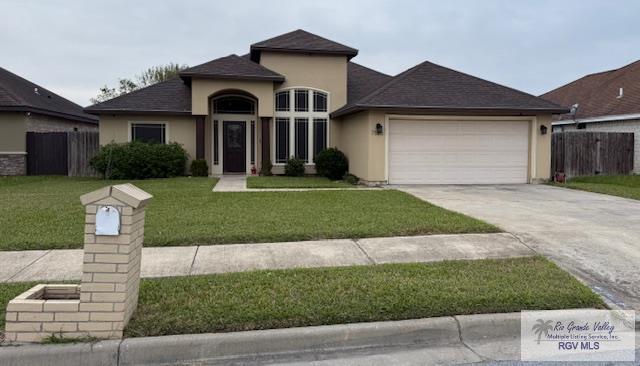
[223, 121, 246, 173]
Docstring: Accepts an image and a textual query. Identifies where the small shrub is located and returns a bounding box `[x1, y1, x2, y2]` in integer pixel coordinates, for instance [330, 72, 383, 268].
[284, 157, 305, 177]
[91, 141, 188, 179]
[343, 173, 360, 185]
[190, 159, 208, 177]
[260, 159, 273, 176]
[314, 148, 348, 180]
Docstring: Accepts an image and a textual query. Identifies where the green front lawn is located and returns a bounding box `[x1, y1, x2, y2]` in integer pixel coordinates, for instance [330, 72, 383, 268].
[553, 175, 640, 200]
[0, 257, 605, 336]
[247, 176, 356, 189]
[0, 176, 497, 251]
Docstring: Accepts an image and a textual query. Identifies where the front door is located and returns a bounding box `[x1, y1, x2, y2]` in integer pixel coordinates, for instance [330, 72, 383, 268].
[223, 121, 246, 173]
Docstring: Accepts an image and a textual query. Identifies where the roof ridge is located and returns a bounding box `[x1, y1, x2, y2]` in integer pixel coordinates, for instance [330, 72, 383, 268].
[349, 61, 391, 78]
[417, 60, 561, 107]
[87, 77, 184, 109]
[352, 60, 433, 106]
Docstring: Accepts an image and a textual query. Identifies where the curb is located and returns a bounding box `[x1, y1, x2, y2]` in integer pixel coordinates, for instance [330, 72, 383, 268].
[0, 313, 521, 366]
[0, 339, 120, 366]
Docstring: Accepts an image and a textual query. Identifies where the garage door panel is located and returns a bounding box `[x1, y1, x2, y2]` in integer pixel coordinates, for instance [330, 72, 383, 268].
[388, 119, 529, 184]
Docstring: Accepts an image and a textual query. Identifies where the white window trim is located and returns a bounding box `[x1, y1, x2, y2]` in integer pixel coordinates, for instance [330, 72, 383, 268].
[127, 121, 169, 144]
[273, 87, 330, 165]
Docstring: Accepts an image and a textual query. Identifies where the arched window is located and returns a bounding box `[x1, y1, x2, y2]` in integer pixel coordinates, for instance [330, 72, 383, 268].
[274, 88, 329, 164]
[213, 95, 255, 114]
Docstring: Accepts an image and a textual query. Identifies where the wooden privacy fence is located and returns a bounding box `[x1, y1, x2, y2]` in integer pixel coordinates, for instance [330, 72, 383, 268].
[552, 131, 634, 178]
[26, 131, 99, 177]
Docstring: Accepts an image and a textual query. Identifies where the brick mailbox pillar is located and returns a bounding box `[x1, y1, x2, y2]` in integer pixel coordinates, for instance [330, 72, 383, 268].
[3, 184, 152, 343]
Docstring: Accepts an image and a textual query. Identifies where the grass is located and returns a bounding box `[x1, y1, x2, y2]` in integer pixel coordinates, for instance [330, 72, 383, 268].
[247, 176, 356, 189]
[552, 175, 640, 200]
[0, 176, 497, 251]
[0, 258, 605, 337]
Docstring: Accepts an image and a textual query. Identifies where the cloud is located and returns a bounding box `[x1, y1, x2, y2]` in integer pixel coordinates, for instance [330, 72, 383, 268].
[1, 0, 638, 105]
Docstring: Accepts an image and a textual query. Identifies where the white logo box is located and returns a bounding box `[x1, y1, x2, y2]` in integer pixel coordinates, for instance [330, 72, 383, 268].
[521, 309, 635, 362]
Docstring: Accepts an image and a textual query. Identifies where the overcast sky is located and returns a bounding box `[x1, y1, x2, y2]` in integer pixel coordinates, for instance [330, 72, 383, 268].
[1, 0, 639, 106]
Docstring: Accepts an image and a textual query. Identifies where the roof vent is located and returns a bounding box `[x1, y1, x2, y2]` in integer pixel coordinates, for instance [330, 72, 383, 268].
[617, 87, 624, 99]
[34, 87, 40, 95]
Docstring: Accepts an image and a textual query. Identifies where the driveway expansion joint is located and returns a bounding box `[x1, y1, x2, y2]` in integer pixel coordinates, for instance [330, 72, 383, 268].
[351, 239, 376, 265]
[5, 249, 52, 282]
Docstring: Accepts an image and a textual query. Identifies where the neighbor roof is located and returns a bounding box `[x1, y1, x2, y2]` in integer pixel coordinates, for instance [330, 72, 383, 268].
[85, 78, 191, 115]
[541, 60, 640, 121]
[0, 67, 97, 123]
[333, 60, 568, 117]
[179, 54, 284, 82]
[250, 29, 358, 61]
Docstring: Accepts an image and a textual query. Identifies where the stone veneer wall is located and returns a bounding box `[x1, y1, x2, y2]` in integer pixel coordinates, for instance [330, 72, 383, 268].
[25, 113, 97, 132]
[3, 187, 148, 343]
[0, 153, 26, 175]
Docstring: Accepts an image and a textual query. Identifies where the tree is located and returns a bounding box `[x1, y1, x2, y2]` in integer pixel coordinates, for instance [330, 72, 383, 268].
[532, 319, 553, 345]
[91, 63, 187, 104]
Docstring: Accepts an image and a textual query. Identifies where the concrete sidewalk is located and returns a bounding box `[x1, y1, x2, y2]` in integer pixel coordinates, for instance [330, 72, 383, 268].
[0, 233, 533, 283]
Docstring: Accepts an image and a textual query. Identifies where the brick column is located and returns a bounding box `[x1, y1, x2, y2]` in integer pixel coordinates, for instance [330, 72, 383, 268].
[79, 184, 152, 338]
[3, 183, 152, 343]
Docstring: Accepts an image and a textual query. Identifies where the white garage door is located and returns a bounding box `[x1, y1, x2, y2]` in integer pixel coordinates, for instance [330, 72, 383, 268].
[388, 119, 529, 184]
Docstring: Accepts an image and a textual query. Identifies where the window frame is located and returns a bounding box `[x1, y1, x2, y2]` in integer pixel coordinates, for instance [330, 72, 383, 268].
[128, 121, 168, 144]
[273, 88, 330, 165]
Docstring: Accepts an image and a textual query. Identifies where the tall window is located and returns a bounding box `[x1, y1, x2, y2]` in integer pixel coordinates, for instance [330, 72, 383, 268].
[131, 123, 166, 144]
[275, 117, 289, 164]
[274, 89, 329, 164]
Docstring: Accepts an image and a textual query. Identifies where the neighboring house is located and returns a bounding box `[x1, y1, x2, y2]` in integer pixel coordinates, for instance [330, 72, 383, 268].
[0, 67, 98, 175]
[542, 60, 640, 173]
[85, 29, 566, 184]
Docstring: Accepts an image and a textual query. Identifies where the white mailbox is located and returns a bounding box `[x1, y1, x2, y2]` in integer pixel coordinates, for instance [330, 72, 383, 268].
[95, 206, 120, 235]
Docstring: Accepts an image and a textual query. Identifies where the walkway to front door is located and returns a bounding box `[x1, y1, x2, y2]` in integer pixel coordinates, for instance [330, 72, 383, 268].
[212, 175, 247, 192]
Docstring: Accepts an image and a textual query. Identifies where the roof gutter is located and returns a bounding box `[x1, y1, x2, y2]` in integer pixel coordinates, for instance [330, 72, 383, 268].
[83, 109, 192, 116]
[552, 113, 640, 125]
[178, 73, 284, 83]
[331, 104, 570, 118]
[0, 106, 98, 124]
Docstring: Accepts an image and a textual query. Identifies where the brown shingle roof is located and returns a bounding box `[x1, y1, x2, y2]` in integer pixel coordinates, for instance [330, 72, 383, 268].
[180, 54, 284, 82]
[540, 60, 640, 120]
[0, 67, 97, 123]
[250, 29, 358, 61]
[85, 78, 191, 115]
[347, 62, 392, 104]
[333, 60, 567, 117]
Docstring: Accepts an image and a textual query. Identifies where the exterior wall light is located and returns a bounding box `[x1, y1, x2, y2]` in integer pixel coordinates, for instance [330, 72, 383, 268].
[375, 123, 384, 135]
[540, 125, 548, 135]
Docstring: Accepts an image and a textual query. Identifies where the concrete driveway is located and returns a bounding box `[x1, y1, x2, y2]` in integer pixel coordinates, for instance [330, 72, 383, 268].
[396, 184, 640, 311]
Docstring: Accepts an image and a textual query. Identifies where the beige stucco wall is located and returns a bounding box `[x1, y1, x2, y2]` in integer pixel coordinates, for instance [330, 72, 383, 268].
[0, 112, 26, 152]
[533, 114, 552, 181]
[191, 79, 274, 117]
[260, 52, 348, 151]
[336, 111, 370, 179]
[338, 112, 554, 184]
[98, 114, 198, 161]
[259, 52, 348, 111]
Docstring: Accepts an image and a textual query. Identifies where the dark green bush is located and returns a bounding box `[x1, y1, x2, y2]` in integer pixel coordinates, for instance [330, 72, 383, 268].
[90, 141, 188, 179]
[343, 173, 360, 185]
[260, 159, 273, 176]
[314, 148, 348, 180]
[190, 159, 209, 177]
[284, 157, 305, 177]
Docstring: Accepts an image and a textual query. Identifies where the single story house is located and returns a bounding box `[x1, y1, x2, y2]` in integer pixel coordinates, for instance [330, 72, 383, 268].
[542, 60, 640, 173]
[0, 67, 98, 175]
[86, 29, 566, 184]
